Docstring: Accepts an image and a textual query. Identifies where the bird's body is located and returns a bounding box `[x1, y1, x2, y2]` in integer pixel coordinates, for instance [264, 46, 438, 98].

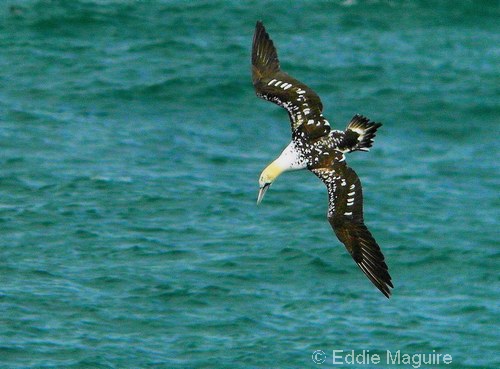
[252, 21, 393, 298]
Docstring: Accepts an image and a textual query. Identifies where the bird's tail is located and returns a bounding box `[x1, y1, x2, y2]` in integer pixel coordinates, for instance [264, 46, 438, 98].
[345, 115, 382, 152]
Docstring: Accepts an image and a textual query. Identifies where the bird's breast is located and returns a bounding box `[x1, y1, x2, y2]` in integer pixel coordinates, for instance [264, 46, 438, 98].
[276, 141, 308, 171]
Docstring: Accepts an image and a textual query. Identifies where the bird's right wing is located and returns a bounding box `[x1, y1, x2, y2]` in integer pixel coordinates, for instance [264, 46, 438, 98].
[311, 150, 393, 298]
[252, 21, 331, 140]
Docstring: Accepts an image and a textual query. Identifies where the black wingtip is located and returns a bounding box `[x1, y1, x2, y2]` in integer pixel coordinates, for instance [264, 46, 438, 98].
[252, 20, 280, 81]
[357, 261, 393, 298]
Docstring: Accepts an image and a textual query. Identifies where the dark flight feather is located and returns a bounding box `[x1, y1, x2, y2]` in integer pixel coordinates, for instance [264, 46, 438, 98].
[312, 150, 393, 298]
[252, 21, 331, 139]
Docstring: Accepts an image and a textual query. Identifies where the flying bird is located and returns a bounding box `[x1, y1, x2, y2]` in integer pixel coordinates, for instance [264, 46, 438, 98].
[252, 21, 393, 298]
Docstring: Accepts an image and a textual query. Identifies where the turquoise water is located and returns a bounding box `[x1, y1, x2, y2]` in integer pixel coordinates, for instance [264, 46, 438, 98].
[1, 1, 499, 368]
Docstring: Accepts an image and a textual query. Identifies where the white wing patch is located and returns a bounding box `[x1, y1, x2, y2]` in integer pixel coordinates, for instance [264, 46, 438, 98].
[267, 79, 293, 90]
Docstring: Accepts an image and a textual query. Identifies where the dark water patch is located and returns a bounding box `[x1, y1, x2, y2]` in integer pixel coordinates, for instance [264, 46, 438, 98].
[447, 304, 489, 316]
[200, 316, 260, 333]
[279, 246, 311, 260]
[156, 289, 209, 308]
[163, 248, 194, 258]
[26, 269, 58, 279]
[192, 79, 248, 102]
[87, 275, 125, 286]
[73, 229, 99, 239]
[307, 256, 339, 275]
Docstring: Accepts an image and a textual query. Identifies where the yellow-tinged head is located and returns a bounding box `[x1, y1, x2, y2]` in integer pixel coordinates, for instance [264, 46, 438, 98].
[257, 160, 285, 204]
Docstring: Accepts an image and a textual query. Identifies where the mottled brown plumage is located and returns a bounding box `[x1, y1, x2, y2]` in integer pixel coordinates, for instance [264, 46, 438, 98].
[311, 150, 393, 298]
[252, 21, 330, 139]
[252, 21, 393, 298]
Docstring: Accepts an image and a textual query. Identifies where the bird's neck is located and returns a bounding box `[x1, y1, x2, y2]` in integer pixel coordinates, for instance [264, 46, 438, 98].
[274, 141, 307, 172]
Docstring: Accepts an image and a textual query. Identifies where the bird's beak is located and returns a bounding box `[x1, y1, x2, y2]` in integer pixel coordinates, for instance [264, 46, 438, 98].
[257, 183, 270, 205]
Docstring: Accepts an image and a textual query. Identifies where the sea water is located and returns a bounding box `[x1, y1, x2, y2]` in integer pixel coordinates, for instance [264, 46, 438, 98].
[0, 1, 498, 368]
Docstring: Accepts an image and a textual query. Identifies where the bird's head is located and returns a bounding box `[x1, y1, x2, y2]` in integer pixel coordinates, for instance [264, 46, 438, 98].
[257, 161, 285, 204]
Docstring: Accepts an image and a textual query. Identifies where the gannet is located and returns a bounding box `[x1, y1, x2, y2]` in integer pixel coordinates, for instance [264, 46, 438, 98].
[252, 21, 393, 298]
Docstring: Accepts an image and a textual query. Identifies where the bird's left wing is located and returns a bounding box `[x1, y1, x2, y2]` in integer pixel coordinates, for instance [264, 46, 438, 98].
[311, 150, 393, 298]
[252, 21, 330, 140]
